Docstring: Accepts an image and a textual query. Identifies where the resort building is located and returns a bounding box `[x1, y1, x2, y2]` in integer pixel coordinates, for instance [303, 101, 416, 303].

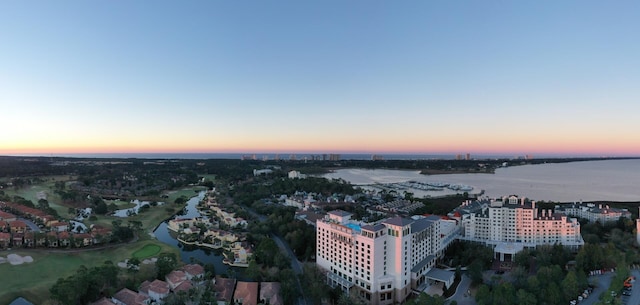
[555, 202, 632, 223]
[451, 196, 584, 261]
[316, 210, 458, 305]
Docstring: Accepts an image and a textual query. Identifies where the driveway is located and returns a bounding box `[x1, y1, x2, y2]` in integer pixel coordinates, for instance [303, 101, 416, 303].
[447, 274, 474, 305]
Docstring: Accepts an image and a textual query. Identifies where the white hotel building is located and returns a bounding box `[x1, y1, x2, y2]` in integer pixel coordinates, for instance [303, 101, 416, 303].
[316, 210, 458, 305]
[452, 196, 584, 260]
[555, 202, 632, 224]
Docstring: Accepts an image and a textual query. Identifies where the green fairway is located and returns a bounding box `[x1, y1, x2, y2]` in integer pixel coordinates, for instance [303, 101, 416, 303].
[0, 240, 179, 305]
[132, 244, 161, 259]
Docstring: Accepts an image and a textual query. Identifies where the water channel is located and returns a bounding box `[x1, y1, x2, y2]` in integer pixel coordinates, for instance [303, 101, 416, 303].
[152, 191, 246, 278]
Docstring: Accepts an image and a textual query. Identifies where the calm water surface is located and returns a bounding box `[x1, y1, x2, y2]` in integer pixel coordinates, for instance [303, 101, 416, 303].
[323, 159, 640, 202]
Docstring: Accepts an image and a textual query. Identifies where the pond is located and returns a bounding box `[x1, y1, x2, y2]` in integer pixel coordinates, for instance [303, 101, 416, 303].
[113, 200, 165, 217]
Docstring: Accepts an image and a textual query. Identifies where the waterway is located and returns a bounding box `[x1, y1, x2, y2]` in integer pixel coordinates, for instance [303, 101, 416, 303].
[323, 159, 640, 202]
[152, 191, 245, 278]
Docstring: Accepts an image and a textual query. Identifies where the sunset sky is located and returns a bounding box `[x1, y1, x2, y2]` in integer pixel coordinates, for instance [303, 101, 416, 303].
[1, 1, 639, 157]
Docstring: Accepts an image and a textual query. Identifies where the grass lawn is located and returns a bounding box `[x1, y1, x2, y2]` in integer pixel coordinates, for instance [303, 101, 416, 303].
[0, 183, 204, 304]
[3, 175, 77, 217]
[0, 240, 179, 305]
[132, 244, 162, 259]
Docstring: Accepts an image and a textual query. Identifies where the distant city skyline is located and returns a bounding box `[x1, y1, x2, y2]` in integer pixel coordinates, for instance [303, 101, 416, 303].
[2, 1, 639, 156]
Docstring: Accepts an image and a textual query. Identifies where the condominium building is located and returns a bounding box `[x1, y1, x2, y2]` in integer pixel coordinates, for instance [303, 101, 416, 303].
[316, 210, 458, 305]
[555, 202, 632, 224]
[451, 196, 584, 251]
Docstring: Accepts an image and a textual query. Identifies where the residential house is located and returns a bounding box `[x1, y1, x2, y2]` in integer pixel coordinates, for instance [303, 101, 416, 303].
[139, 279, 170, 302]
[165, 270, 187, 290]
[182, 263, 205, 281]
[233, 281, 258, 305]
[214, 276, 236, 304]
[23, 232, 34, 248]
[0, 232, 10, 249]
[90, 297, 116, 305]
[34, 232, 46, 247]
[90, 225, 112, 244]
[0, 220, 9, 232]
[46, 231, 58, 248]
[12, 233, 23, 247]
[0, 211, 17, 222]
[58, 231, 71, 247]
[9, 220, 27, 234]
[259, 282, 283, 305]
[111, 288, 149, 305]
[50, 221, 69, 232]
[173, 281, 193, 293]
[75, 233, 93, 247]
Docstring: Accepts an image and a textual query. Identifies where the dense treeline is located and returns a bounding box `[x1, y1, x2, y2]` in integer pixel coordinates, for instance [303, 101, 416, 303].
[49, 261, 119, 305]
[231, 176, 357, 207]
[250, 202, 317, 260]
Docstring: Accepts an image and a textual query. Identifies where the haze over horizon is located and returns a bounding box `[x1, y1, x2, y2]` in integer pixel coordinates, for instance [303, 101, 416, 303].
[2, 1, 639, 157]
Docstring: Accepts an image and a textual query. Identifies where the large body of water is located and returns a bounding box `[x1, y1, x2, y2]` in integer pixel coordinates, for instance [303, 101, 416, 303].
[153, 192, 245, 278]
[323, 159, 640, 202]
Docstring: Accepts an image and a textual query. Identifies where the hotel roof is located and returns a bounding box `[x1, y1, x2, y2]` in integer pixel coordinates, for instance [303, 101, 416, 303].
[382, 216, 414, 227]
[328, 210, 352, 217]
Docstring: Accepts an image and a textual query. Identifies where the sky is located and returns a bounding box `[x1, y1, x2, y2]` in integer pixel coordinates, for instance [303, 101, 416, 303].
[1, 1, 639, 157]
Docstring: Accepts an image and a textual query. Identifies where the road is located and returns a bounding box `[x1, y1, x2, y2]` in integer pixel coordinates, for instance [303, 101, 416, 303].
[18, 217, 40, 232]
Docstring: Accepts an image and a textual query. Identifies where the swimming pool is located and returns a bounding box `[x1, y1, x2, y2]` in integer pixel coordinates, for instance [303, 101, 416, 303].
[346, 223, 361, 233]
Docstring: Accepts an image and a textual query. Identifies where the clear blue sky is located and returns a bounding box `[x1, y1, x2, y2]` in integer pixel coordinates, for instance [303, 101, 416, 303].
[1, 1, 639, 156]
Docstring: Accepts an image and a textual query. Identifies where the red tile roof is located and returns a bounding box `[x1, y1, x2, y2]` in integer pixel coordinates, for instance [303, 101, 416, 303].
[182, 263, 205, 277]
[233, 281, 259, 305]
[112, 288, 148, 305]
[173, 280, 193, 292]
[214, 276, 236, 302]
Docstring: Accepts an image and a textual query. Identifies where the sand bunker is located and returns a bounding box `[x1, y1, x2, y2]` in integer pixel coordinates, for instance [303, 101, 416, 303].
[117, 257, 157, 268]
[5, 254, 34, 265]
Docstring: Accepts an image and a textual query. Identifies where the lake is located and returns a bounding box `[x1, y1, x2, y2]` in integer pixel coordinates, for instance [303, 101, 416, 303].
[322, 159, 640, 202]
[153, 191, 246, 278]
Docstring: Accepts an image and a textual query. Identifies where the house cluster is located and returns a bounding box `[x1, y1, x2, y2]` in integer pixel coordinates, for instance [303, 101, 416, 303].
[213, 276, 283, 305]
[0, 201, 111, 249]
[90, 263, 206, 305]
[281, 191, 356, 211]
[90, 264, 283, 305]
[168, 216, 253, 268]
[201, 195, 248, 229]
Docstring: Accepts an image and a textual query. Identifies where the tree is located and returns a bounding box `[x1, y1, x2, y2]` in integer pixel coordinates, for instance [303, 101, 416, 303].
[156, 252, 178, 280]
[516, 289, 537, 305]
[468, 259, 484, 284]
[561, 270, 580, 302]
